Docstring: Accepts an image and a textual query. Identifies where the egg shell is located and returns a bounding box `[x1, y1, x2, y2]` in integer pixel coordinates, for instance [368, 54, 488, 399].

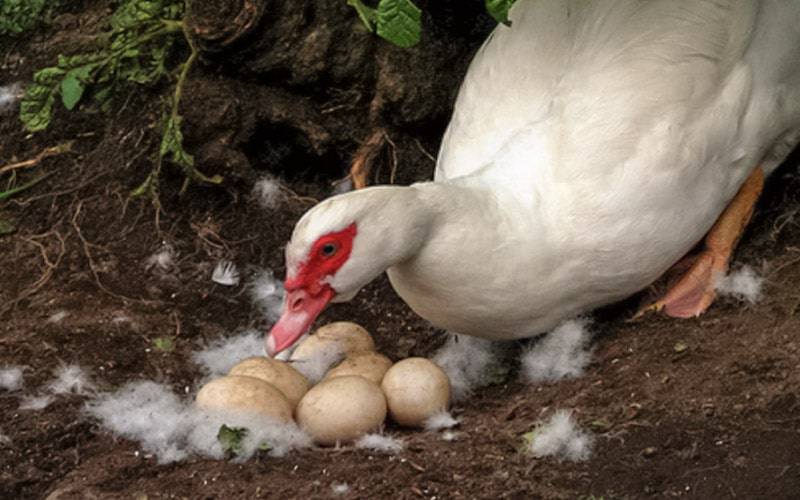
[228, 356, 310, 409]
[381, 358, 451, 428]
[325, 352, 393, 385]
[296, 375, 387, 446]
[290, 322, 375, 361]
[195, 375, 292, 422]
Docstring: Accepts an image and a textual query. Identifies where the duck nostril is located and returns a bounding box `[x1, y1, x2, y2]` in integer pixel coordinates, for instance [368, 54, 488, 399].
[290, 296, 305, 312]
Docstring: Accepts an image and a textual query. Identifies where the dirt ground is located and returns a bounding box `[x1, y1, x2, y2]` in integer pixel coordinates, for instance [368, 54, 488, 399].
[2, 3, 800, 499]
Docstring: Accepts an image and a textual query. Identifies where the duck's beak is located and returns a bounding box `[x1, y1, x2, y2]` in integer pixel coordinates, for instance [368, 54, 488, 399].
[266, 287, 334, 356]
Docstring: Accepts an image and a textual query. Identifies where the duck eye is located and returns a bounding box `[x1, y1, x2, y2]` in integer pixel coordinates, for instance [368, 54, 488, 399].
[321, 243, 337, 257]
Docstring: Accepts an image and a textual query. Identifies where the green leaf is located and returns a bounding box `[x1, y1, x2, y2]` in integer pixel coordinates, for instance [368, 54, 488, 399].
[347, 0, 377, 32]
[485, 0, 516, 26]
[33, 66, 66, 86]
[217, 424, 248, 456]
[161, 113, 223, 185]
[376, 0, 421, 48]
[160, 113, 194, 168]
[519, 430, 537, 452]
[152, 336, 175, 352]
[20, 83, 58, 132]
[61, 74, 85, 110]
[0, 0, 47, 36]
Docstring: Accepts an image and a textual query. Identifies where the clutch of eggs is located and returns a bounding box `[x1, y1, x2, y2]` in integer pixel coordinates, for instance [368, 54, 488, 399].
[195, 321, 452, 445]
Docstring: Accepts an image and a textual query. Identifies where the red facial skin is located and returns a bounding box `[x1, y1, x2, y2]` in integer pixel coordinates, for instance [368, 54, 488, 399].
[266, 223, 356, 356]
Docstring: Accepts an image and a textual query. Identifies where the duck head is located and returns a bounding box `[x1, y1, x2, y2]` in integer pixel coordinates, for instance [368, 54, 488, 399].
[266, 186, 428, 356]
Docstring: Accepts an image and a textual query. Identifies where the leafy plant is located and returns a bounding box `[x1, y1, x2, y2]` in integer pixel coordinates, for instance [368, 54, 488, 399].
[217, 424, 271, 456]
[217, 424, 248, 456]
[19, 0, 220, 203]
[348, 0, 421, 47]
[346, 0, 517, 47]
[21, 0, 184, 132]
[0, 0, 49, 36]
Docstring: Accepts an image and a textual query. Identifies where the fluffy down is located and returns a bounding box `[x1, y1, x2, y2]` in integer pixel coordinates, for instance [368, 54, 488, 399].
[354, 433, 404, 454]
[527, 410, 593, 462]
[192, 330, 263, 376]
[432, 334, 501, 401]
[47, 364, 96, 395]
[521, 319, 593, 383]
[715, 265, 764, 304]
[86, 381, 310, 463]
[248, 268, 285, 324]
[0, 366, 24, 391]
[423, 410, 459, 431]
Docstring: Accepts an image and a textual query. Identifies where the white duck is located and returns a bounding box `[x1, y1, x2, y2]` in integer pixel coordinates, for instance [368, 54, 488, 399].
[266, 0, 800, 355]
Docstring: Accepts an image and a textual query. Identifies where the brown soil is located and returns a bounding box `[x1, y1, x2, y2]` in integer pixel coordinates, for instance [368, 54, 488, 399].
[2, 2, 799, 499]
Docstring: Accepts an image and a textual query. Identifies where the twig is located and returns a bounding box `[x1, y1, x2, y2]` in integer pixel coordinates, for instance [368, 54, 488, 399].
[171, 310, 182, 337]
[278, 184, 318, 205]
[0, 142, 73, 175]
[414, 138, 436, 164]
[385, 132, 398, 185]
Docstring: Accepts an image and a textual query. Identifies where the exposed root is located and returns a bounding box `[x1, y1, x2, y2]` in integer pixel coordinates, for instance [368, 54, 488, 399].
[384, 133, 398, 185]
[414, 138, 436, 164]
[1, 230, 67, 316]
[349, 128, 387, 189]
[71, 200, 156, 304]
[190, 216, 229, 252]
[0, 142, 73, 176]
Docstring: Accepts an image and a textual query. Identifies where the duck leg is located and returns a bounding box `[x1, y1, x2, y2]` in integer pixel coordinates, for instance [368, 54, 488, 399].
[636, 167, 764, 318]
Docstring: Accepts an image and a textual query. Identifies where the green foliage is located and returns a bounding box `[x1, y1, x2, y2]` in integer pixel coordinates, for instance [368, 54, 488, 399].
[0, 0, 48, 36]
[346, 0, 518, 47]
[18, 0, 219, 199]
[376, 0, 421, 48]
[217, 425, 271, 456]
[152, 336, 175, 352]
[519, 430, 536, 452]
[348, 0, 420, 47]
[485, 0, 516, 26]
[20, 0, 184, 132]
[217, 424, 248, 456]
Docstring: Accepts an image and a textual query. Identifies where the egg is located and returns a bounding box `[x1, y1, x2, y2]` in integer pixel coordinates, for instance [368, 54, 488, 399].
[296, 375, 387, 445]
[195, 375, 292, 422]
[290, 321, 375, 361]
[228, 356, 310, 409]
[381, 358, 451, 427]
[325, 352, 393, 385]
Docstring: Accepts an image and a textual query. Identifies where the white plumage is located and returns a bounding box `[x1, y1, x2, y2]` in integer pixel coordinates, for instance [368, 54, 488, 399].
[276, 0, 800, 344]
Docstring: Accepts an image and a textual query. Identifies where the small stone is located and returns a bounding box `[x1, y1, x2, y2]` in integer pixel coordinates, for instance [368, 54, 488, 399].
[673, 341, 688, 353]
[642, 446, 658, 458]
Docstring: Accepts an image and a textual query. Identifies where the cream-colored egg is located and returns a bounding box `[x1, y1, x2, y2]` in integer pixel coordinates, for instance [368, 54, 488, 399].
[228, 356, 309, 409]
[195, 375, 292, 422]
[381, 358, 451, 428]
[325, 352, 393, 385]
[296, 375, 387, 445]
[290, 321, 375, 361]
